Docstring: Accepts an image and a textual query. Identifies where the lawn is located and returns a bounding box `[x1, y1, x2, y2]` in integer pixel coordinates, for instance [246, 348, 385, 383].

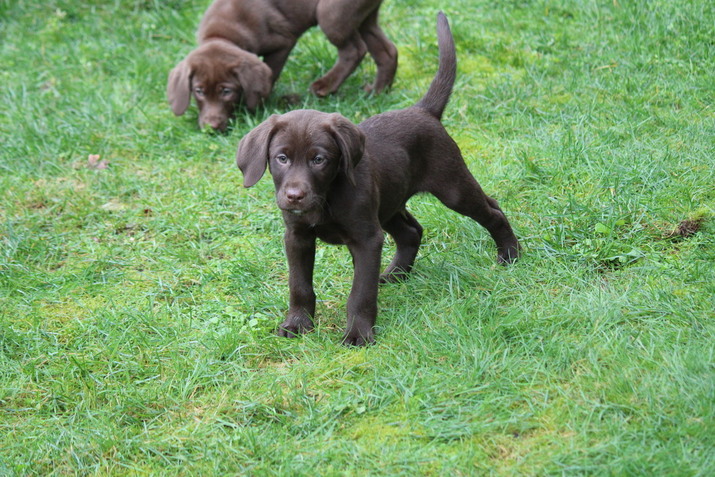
[1, 0, 713, 474]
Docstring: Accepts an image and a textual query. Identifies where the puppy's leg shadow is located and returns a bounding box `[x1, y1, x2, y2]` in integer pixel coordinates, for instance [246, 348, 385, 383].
[380, 210, 424, 283]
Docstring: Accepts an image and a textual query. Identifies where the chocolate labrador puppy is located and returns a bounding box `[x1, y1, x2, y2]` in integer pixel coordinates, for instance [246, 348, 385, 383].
[167, 0, 397, 132]
[236, 13, 520, 345]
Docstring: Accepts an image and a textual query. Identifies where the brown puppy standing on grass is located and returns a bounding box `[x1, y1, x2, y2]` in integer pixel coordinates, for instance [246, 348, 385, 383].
[236, 13, 520, 345]
[167, 0, 397, 132]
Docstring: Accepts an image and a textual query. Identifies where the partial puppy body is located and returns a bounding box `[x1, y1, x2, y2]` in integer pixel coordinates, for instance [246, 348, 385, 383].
[236, 13, 520, 345]
[168, 0, 397, 131]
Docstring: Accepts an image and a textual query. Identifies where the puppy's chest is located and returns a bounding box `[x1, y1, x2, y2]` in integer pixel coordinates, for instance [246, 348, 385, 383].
[313, 224, 349, 245]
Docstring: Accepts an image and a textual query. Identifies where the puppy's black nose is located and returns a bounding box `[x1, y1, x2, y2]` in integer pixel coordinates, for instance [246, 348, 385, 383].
[285, 187, 305, 203]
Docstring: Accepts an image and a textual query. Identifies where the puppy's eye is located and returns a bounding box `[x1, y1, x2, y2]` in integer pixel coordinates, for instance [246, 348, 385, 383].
[194, 87, 205, 97]
[276, 154, 289, 164]
[311, 155, 326, 165]
[221, 88, 233, 97]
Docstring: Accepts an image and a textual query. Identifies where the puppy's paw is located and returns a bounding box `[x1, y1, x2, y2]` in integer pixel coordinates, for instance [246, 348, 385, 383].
[276, 315, 314, 338]
[363, 82, 390, 95]
[310, 79, 334, 98]
[497, 242, 521, 265]
[379, 271, 408, 284]
[342, 326, 375, 347]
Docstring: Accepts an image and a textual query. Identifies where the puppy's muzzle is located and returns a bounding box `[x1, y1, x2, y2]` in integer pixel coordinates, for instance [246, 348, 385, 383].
[199, 114, 228, 132]
[278, 184, 313, 214]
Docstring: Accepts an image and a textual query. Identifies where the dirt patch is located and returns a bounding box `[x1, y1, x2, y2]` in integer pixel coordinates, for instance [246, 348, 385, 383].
[667, 217, 704, 240]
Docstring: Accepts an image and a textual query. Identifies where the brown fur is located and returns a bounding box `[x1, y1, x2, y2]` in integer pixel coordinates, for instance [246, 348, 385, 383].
[167, 0, 397, 131]
[236, 13, 520, 345]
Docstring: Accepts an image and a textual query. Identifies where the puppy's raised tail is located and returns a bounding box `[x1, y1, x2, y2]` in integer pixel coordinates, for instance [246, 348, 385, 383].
[416, 12, 456, 121]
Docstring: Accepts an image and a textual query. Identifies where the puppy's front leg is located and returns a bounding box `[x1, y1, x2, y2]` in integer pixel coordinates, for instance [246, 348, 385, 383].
[278, 226, 317, 338]
[343, 231, 384, 346]
[262, 48, 293, 85]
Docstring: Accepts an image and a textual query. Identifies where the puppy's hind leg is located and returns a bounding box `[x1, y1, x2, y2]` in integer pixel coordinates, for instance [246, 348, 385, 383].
[310, 30, 367, 97]
[380, 210, 423, 283]
[313, 3, 370, 96]
[429, 160, 520, 264]
[359, 9, 397, 94]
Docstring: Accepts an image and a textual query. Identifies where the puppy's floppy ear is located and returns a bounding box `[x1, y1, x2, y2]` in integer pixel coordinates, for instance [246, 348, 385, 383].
[167, 58, 192, 116]
[234, 58, 273, 112]
[326, 113, 365, 186]
[236, 114, 281, 187]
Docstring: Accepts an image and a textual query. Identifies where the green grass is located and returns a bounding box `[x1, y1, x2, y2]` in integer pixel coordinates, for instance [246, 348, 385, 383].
[1, 0, 713, 474]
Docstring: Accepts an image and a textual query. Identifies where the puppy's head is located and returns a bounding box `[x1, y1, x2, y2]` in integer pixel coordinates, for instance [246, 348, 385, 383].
[167, 40, 272, 132]
[236, 110, 365, 221]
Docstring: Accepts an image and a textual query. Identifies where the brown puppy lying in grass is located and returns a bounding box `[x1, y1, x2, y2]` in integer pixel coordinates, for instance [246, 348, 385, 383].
[167, 0, 397, 132]
[236, 13, 520, 345]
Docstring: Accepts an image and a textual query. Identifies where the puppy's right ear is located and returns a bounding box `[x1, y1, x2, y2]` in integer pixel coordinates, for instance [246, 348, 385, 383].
[167, 59, 192, 116]
[236, 115, 281, 187]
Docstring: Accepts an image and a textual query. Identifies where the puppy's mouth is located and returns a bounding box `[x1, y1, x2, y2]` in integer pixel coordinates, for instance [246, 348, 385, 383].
[277, 198, 320, 215]
[281, 206, 315, 215]
[277, 191, 325, 221]
[278, 203, 324, 223]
